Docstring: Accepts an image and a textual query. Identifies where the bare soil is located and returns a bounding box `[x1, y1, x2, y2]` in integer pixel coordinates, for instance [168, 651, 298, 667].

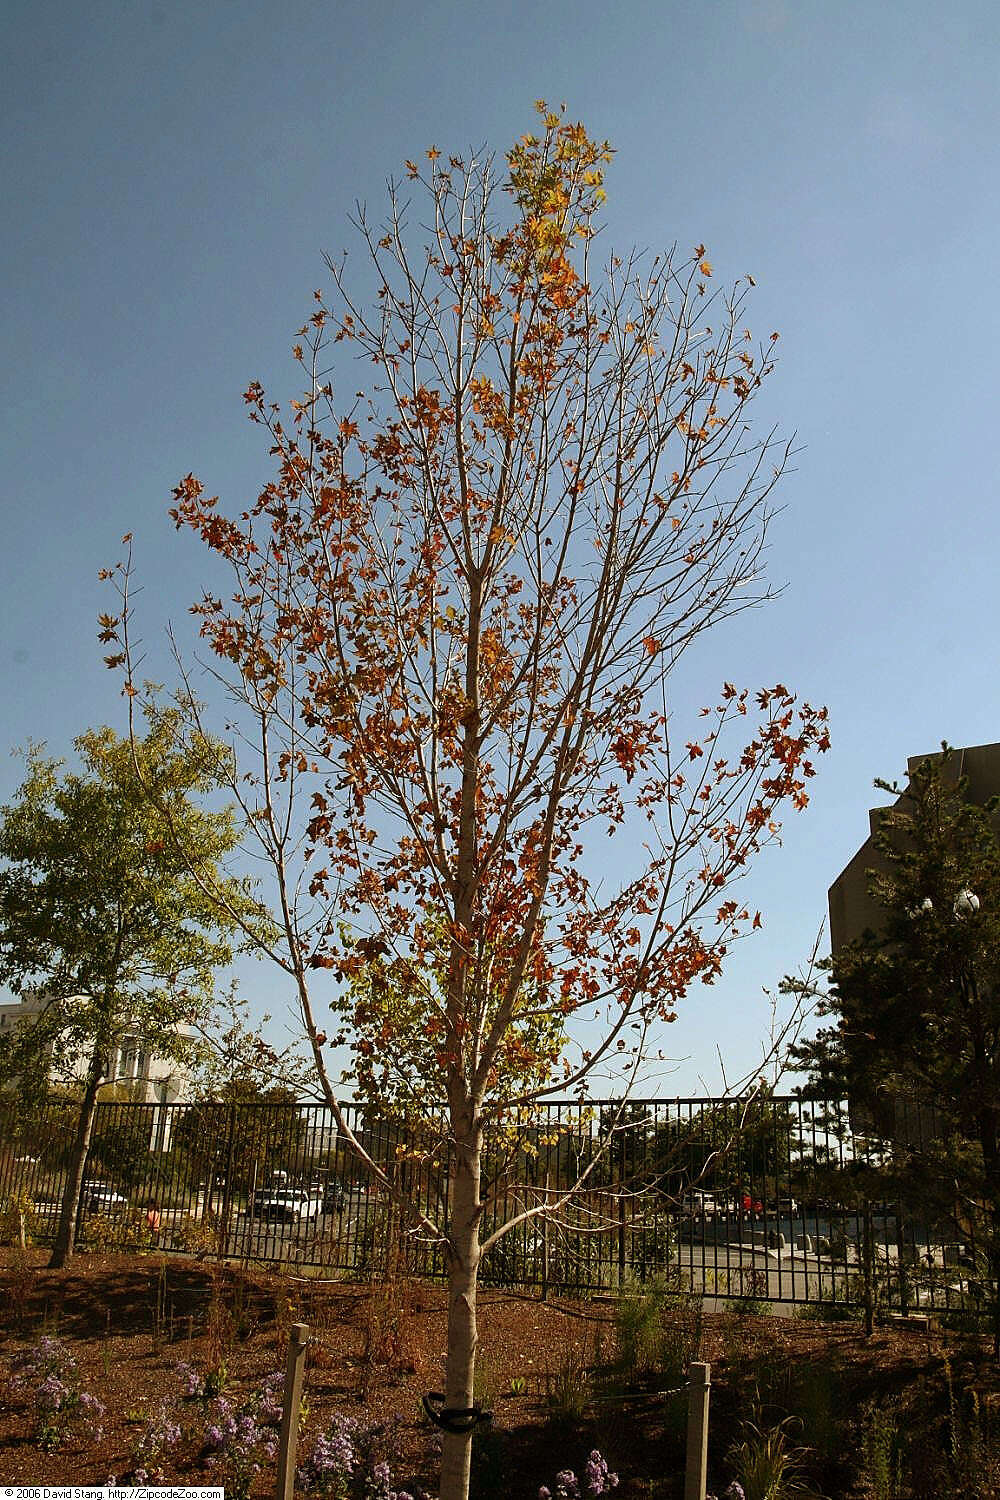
[1, 1248, 998, 1497]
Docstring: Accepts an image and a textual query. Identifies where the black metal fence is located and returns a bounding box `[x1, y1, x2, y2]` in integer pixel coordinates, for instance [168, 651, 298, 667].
[0, 1094, 993, 1320]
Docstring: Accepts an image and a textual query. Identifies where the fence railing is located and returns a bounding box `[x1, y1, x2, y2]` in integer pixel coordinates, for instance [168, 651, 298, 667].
[0, 1093, 992, 1320]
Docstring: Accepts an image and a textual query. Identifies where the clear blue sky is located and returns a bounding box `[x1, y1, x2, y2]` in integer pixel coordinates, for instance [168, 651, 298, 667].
[3, 0, 999, 1095]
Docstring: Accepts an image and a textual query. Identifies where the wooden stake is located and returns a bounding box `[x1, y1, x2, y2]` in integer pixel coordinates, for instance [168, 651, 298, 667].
[684, 1361, 711, 1500]
[276, 1321, 309, 1500]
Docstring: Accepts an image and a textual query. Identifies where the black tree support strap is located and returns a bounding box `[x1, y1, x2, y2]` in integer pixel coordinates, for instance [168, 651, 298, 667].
[421, 1392, 493, 1433]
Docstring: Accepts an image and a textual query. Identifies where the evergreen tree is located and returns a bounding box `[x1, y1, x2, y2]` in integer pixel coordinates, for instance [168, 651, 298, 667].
[792, 746, 1000, 1350]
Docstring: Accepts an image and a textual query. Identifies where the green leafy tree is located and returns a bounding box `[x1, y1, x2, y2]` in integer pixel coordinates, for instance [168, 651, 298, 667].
[647, 1089, 798, 1202]
[791, 746, 1000, 1351]
[172, 1085, 305, 1222]
[0, 714, 258, 1266]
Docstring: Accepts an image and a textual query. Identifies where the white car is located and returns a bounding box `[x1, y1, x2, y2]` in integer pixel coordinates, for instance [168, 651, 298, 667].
[81, 1181, 128, 1213]
[251, 1189, 323, 1224]
[681, 1190, 719, 1217]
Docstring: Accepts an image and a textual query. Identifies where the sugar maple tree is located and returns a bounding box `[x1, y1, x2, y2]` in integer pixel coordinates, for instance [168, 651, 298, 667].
[106, 106, 828, 1500]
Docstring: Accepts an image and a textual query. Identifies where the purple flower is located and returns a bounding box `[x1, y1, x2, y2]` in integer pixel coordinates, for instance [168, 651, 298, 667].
[583, 1452, 618, 1495]
[37, 1374, 70, 1412]
[175, 1360, 205, 1398]
[540, 1451, 618, 1500]
[257, 1371, 285, 1425]
[296, 1409, 414, 1497]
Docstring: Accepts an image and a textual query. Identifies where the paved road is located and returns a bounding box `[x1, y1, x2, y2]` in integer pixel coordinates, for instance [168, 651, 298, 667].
[672, 1240, 843, 1314]
[25, 1192, 981, 1312]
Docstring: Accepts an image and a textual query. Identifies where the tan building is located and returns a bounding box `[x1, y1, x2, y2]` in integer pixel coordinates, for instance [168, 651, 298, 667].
[829, 741, 1000, 952]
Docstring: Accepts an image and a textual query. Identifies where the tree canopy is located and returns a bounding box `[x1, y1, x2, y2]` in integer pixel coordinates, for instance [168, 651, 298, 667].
[0, 712, 259, 1263]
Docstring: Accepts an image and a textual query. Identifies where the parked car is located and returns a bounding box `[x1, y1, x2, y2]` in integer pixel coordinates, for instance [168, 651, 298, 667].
[250, 1188, 322, 1224]
[81, 1181, 128, 1213]
[775, 1195, 799, 1216]
[681, 1190, 719, 1217]
[322, 1180, 346, 1214]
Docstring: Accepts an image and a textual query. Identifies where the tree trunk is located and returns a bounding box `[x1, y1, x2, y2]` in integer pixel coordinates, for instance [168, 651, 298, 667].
[49, 1053, 105, 1268]
[438, 1121, 482, 1500]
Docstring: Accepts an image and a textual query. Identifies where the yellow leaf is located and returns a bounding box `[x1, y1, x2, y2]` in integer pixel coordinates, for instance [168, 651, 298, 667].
[699, 260, 713, 276]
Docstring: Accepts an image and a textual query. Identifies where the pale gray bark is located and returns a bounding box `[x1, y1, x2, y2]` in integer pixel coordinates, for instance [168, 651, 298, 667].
[438, 1118, 483, 1500]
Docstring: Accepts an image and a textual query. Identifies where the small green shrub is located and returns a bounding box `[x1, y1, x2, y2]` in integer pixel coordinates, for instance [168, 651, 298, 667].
[794, 1289, 860, 1324]
[169, 1211, 221, 1256]
[544, 1346, 592, 1423]
[613, 1274, 698, 1383]
[727, 1411, 824, 1499]
[730, 1296, 771, 1319]
[857, 1401, 905, 1500]
[0, 1190, 37, 1247]
[81, 1208, 153, 1254]
[791, 1303, 826, 1322]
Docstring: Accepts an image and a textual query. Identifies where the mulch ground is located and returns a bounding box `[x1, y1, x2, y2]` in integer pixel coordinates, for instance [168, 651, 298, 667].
[1, 1248, 997, 1497]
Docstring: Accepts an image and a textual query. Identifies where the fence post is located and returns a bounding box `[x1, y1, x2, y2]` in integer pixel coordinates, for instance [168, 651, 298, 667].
[862, 1200, 874, 1337]
[684, 1360, 710, 1500]
[276, 1321, 309, 1500]
[541, 1165, 551, 1301]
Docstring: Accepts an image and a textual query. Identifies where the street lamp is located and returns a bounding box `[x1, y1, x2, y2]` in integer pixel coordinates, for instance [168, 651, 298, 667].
[908, 890, 980, 918]
[953, 888, 981, 918]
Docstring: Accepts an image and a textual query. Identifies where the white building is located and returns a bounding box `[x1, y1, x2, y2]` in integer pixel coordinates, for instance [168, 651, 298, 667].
[0, 990, 194, 1147]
